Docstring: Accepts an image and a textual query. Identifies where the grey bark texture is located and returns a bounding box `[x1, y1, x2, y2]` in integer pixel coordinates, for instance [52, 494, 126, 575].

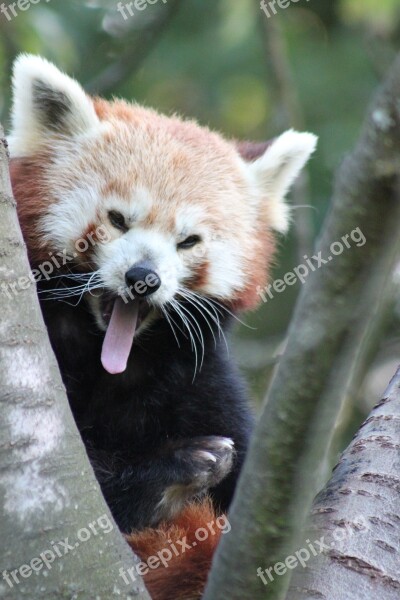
[0, 129, 150, 599]
[204, 54, 400, 600]
[289, 365, 400, 600]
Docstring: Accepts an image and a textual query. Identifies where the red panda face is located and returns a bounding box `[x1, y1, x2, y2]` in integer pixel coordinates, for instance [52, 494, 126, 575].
[8, 55, 317, 374]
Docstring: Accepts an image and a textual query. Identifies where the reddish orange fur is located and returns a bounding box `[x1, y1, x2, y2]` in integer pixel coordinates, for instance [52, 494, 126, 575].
[10, 155, 54, 265]
[125, 500, 222, 600]
[231, 233, 276, 312]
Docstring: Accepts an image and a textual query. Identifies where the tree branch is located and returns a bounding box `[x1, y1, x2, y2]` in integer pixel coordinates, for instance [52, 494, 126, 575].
[204, 53, 400, 600]
[86, 0, 183, 95]
[0, 129, 150, 599]
[289, 364, 400, 599]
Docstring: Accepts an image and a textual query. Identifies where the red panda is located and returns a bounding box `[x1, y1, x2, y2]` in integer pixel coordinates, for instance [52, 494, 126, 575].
[7, 55, 317, 599]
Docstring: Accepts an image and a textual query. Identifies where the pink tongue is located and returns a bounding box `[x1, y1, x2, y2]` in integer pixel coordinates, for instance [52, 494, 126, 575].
[101, 298, 139, 375]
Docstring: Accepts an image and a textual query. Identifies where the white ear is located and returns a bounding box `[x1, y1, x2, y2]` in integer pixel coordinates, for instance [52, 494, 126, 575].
[249, 129, 317, 233]
[8, 54, 99, 156]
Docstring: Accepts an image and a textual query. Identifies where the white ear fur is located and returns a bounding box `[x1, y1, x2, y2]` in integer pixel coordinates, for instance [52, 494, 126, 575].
[249, 129, 318, 233]
[8, 54, 99, 156]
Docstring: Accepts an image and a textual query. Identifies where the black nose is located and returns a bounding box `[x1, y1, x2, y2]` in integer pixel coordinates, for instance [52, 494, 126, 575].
[125, 263, 161, 297]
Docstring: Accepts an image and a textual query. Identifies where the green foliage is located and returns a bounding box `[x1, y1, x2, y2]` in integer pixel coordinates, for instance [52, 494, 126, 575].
[340, 0, 400, 32]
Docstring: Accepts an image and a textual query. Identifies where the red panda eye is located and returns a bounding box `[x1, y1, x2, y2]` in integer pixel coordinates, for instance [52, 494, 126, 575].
[177, 235, 202, 250]
[108, 210, 128, 232]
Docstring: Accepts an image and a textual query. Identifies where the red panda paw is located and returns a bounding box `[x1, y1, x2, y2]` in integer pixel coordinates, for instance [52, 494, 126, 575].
[155, 436, 235, 521]
[181, 435, 235, 489]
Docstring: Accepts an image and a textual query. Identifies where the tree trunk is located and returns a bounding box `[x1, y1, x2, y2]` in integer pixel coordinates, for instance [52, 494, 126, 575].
[0, 129, 150, 599]
[204, 54, 400, 600]
[289, 365, 400, 599]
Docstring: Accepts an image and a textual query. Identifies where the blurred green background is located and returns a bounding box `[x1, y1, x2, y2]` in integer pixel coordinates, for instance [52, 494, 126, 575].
[1, 0, 400, 454]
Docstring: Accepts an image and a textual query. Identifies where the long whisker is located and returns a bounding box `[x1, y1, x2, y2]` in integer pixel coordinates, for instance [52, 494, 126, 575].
[206, 296, 256, 330]
[170, 298, 198, 379]
[38, 282, 104, 298]
[39, 272, 96, 281]
[176, 301, 205, 371]
[177, 289, 217, 348]
[163, 305, 187, 339]
[160, 305, 181, 348]
[179, 289, 229, 355]
[38, 269, 104, 305]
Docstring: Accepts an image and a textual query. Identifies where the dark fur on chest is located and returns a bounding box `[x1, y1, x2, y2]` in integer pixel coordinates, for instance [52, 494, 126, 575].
[40, 287, 253, 532]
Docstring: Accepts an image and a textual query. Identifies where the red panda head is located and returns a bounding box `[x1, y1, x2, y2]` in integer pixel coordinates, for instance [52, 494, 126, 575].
[8, 55, 317, 373]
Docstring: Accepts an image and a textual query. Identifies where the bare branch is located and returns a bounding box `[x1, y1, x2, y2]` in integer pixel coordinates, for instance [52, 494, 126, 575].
[86, 0, 183, 95]
[204, 53, 400, 600]
[290, 364, 400, 599]
[0, 128, 150, 600]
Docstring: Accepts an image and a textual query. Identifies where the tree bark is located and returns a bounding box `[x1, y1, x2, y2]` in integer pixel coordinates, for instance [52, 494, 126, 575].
[204, 54, 400, 600]
[289, 365, 400, 599]
[0, 129, 150, 599]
